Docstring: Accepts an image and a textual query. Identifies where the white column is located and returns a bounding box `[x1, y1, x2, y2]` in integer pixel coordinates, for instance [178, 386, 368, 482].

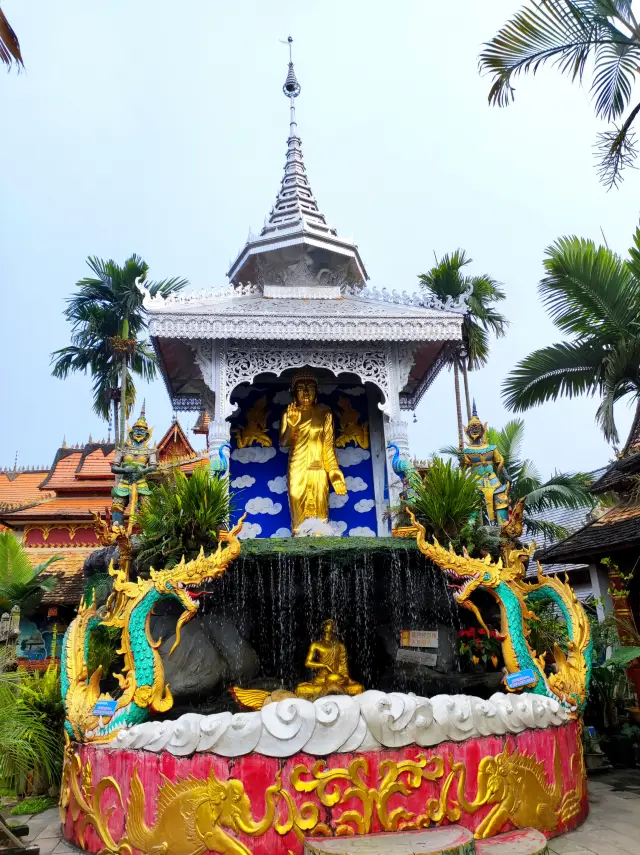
[590, 563, 614, 621]
[194, 341, 232, 474]
[383, 344, 411, 519]
[366, 385, 388, 536]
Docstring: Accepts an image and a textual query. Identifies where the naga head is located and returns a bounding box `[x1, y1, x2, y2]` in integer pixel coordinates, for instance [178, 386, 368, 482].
[151, 514, 246, 654]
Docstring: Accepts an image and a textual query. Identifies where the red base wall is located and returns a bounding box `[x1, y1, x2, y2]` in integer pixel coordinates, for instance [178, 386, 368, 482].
[63, 721, 587, 854]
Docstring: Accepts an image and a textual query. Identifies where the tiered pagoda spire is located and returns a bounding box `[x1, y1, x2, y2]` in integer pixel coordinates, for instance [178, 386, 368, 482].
[227, 38, 367, 293]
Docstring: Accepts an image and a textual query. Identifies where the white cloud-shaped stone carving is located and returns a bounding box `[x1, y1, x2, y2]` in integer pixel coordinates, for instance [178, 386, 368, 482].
[329, 493, 349, 509]
[343, 386, 365, 396]
[349, 526, 376, 537]
[354, 499, 375, 513]
[230, 474, 256, 489]
[296, 518, 345, 537]
[345, 476, 368, 492]
[238, 522, 262, 540]
[268, 476, 288, 494]
[271, 527, 292, 538]
[273, 390, 291, 405]
[245, 497, 282, 516]
[337, 447, 371, 468]
[231, 446, 277, 464]
[109, 691, 570, 759]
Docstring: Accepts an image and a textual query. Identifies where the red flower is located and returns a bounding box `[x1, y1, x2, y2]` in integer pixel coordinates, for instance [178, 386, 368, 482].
[478, 628, 486, 636]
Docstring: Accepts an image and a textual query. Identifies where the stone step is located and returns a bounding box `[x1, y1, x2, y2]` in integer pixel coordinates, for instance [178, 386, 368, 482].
[304, 826, 475, 855]
[475, 828, 549, 855]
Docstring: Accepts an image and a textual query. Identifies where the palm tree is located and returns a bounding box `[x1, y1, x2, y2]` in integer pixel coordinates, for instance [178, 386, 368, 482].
[442, 419, 593, 540]
[479, 0, 640, 188]
[502, 226, 640, 445]
[135, 467, 232, 570]
[0, 533, 59, 614]
[0, 5, 23, 70]
[409, 457, 484, 544]
[419, 250, 508, 445]
[51, 255, 187, 444]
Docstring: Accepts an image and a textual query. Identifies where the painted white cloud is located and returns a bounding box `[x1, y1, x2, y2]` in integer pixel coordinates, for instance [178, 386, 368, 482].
[354, 498, 375, 513]
[332, 521, 348, 535]
[318, 384, 337, 394]
[245, 496, 282, 515]
[272, 420, 281, 430]
[268, 475, 288, 495]
[337, 447, 371, 468]
[279, 445, 290, 455]
[231, 446, 277, 464]
[230, 474, 256, 489]
[297, 518, 344, 537]
[238, 522, 262, 540]
[273, 390, 291, 405]
[345, 476, 368, 493]
[343, 386, 365, 396]
[349, 526, 376, 537]
[329, 492, 349, 509]
[271, 527, 292, 538]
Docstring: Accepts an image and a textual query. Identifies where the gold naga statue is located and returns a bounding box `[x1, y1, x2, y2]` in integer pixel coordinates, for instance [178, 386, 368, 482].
[279, 369, 347, 534]
[110, 404, 158, 527]
[461, 402, 510, 524]
[232, 618, 363, 709]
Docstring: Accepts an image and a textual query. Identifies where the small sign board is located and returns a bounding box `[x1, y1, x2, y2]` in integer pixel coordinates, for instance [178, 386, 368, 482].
[92, 700, 118, 718]
[396, 648, 438, 667]
[400, 630, 438, 649]
[505, 669, 538, 690]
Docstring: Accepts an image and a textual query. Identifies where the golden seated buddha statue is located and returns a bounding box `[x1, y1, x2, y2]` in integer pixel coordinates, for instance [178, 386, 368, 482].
[295, 619, 363, 701]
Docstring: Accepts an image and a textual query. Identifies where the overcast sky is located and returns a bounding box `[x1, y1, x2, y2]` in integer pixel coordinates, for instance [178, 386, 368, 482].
[2, 1, 638, 477]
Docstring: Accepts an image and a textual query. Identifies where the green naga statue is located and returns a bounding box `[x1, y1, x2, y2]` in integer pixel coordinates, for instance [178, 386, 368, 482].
[462, 402, 510, 525]
[111, 404, 158, 526]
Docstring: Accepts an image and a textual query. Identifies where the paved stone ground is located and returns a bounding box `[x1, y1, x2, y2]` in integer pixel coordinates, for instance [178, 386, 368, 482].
[10, 771, 640, 854]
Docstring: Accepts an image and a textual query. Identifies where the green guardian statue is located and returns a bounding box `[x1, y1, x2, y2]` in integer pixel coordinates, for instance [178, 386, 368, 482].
[110, 404, 157, 526]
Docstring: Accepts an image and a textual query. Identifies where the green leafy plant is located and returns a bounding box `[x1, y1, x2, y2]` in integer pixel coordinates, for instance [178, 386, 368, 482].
[457, 626, 502, 669]
[502, 228, 640, 444]
[479, 0, 640, 188]
[10, 795, 57, 816]
[0, 667, 63, 794]
[87, 625, 122, 679]
[135, 467, 232, 569]
[0, 533, 59, 615]
[408, 457, 484, 545]
[51, 255, 187, 437]
[525, 597, 569, 658]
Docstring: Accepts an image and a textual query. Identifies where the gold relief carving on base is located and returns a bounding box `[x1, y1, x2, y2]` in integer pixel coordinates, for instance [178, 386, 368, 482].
[60, 734, 585, 853]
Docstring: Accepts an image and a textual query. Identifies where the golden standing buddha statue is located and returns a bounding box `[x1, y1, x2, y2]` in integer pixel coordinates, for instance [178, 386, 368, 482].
[295, 619, 363, 701]
[279, 370, 347, 534]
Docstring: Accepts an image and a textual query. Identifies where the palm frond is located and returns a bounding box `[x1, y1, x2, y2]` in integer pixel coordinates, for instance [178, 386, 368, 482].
[408, 458, 484, 544]
[502, 339, 604, 411]
[0, 6, 23, 70]
[592, 37, 640, 121]
[540, 235, 640, 337]
[485, 418, 526, 472]
[479, 0, 600, 107]
[524, 471, 594, 513]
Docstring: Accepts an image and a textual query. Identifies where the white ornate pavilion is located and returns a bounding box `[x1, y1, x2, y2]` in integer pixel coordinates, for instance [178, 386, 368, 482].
[145, 48, 465, 536]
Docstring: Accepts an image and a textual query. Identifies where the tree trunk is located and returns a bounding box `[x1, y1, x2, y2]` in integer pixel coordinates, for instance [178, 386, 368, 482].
[461, 360, 472, 421]
[119, 317, 129, 447]
[454, 362, 464, 450]
[112, 398, 118, 445]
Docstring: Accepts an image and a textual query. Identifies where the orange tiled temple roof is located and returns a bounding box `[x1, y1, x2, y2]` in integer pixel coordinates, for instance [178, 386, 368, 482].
[31, 548, 97, 604]
[0, 470, 52, 508]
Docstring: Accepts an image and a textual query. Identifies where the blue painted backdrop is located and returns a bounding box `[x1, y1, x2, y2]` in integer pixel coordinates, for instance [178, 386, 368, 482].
[228, 383, 379, 538]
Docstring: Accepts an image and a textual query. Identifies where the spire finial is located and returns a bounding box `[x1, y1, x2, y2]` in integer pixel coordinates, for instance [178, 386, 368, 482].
[282, 36, 300, 99]
[472, 399, 478, 418]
